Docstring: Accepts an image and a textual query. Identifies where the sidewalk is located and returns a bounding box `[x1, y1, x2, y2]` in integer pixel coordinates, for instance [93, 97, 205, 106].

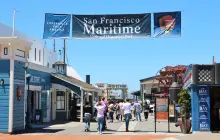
[0, 134, 177, 140]
[159, 132, 220, 140]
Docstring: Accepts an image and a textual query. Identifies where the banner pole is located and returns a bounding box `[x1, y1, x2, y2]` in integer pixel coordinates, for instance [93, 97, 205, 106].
[53, 39, 56, 52]
[63, 39, 66, 64]
[155, 97, 156, 133]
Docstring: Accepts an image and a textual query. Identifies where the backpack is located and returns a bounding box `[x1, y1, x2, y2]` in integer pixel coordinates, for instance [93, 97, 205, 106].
[113, 104, 119, 111]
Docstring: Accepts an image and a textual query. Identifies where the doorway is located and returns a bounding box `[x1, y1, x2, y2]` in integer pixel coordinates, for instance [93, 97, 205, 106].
[209, 86, 220, 131]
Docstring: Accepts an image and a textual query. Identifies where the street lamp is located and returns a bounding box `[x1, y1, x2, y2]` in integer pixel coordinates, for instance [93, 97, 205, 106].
[169, 72, 181, 123]
[25, 74, 32, 129]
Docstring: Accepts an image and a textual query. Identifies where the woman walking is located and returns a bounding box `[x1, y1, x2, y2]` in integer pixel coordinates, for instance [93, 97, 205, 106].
[108, 101, 114, 123]
[95, 100, 106, 134]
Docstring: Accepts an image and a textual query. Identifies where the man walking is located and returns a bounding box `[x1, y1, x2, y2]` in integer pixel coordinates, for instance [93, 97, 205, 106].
[134, 100, 142, 121]
[122, 99, 131, 132]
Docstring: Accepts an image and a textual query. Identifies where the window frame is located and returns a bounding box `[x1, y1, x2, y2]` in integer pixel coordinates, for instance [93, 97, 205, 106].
[56, 91, 65, 110]
[4, 48, 8, 55]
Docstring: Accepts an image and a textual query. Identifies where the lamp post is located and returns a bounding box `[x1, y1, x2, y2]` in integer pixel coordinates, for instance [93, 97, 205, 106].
[26, 74, 32, 129]
[169, 72, 181, 123]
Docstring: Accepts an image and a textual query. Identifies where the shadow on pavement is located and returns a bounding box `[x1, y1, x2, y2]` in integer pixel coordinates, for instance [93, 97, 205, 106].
[11, 128, 65, 135]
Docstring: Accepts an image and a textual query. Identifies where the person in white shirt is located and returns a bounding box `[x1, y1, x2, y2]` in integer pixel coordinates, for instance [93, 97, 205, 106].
[94, 100, 106, 134]
[118, 100, 124, 121]
[122, 99, 131, 132]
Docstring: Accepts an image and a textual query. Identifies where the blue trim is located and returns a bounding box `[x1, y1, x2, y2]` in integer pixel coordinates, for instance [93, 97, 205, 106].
[190, 84, 211, 132]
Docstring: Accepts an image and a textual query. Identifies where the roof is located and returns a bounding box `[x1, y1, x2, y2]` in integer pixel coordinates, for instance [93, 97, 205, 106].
[140, 76, 154, 82]
[66, 66, 84, 82]
[51, 73, 101, 92]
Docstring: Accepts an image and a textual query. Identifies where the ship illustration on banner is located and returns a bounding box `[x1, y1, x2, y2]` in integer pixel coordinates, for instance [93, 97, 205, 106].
[154, 11, 181, 38]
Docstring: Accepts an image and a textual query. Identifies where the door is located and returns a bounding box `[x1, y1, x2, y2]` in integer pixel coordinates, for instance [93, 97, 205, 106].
[41, 90, 51, 122]
[210, 86, 220, 131]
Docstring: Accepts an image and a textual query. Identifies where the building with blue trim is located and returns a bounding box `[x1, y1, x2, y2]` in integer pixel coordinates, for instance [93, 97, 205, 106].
[183, 64, 220, 132]
[0, 22, 101, 133]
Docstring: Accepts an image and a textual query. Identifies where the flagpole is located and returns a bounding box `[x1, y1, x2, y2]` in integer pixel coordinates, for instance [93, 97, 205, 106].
[12, 9, 19, 37]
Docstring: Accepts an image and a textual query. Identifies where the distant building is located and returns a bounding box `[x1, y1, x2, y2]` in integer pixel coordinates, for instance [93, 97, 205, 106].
[139, 76, 159, 100]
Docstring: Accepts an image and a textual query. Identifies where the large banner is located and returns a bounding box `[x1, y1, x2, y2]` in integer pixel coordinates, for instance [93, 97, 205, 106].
[198, 86, 210, 131]
[154, 11, 181, 37]
[72, 14, 151, 39]
[43, 13, 71, 39]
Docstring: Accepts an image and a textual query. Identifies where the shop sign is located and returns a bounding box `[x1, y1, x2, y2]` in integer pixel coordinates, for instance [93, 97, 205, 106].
[107, 84, 127, 89]
[198, 86, 210, 131]
[96, 83, 105, 88]
[30, 76, 46, 84]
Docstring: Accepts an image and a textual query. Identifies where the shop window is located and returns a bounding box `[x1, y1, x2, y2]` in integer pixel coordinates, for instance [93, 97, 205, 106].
[4, 48, 8, 55]
[56, 91, 65, 110]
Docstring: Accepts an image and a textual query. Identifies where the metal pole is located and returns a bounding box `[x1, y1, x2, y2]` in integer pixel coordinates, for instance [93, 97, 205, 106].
[63, 39, 66, 64]
[154, 97, 156, 133]
[53, 39, 56, 52]
[168, 97, 170, 133]
[80, 89, 84, 123]
[26, 80, 31, 129]
[12, 9, 16, 37]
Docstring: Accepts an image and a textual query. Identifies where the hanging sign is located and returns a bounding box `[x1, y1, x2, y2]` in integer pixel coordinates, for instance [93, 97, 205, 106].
[72, 14, 151, 39]
[154, 11, 181, 37]
[43, 13, 71, 39]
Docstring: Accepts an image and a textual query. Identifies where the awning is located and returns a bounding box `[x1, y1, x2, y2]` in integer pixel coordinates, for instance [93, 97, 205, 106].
[0, 37, 32, 48]
[51, 73, 102, 96]
[131, 90, 141, 96]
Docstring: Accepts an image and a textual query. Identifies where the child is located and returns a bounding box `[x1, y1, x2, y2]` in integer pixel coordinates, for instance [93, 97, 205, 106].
[84, 112, 91, 132]
[84, 102, 91, 132]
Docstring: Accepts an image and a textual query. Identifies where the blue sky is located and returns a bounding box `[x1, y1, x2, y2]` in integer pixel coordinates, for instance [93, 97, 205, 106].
[0, 0, 220, 92]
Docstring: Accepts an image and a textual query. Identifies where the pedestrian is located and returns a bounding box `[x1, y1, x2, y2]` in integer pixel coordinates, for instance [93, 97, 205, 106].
[84, 102, 91, 131]
[94, 100, 106, 134]
[134, 100, 142, 121]
[122, 99, 132, 132]
[118, 100, 124, 121]
[143, 101, 150, 121]
[115, 100, 120, 120]
[101, 97, 108, 130]
[108, 100, 114, 123]
[130, 102, 135, 121]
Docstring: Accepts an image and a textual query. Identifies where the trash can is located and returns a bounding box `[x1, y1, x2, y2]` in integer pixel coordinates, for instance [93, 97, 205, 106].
[35, 109, 43, 124]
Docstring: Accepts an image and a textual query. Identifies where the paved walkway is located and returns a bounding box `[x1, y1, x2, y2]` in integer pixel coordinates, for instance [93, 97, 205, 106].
[1, 115, 219, 139]
[26, 115, 181, 135]
[0, 134, 177, 140]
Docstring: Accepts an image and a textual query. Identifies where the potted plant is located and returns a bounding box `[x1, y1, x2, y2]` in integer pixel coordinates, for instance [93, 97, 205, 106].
[177, 89, 192, 134]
